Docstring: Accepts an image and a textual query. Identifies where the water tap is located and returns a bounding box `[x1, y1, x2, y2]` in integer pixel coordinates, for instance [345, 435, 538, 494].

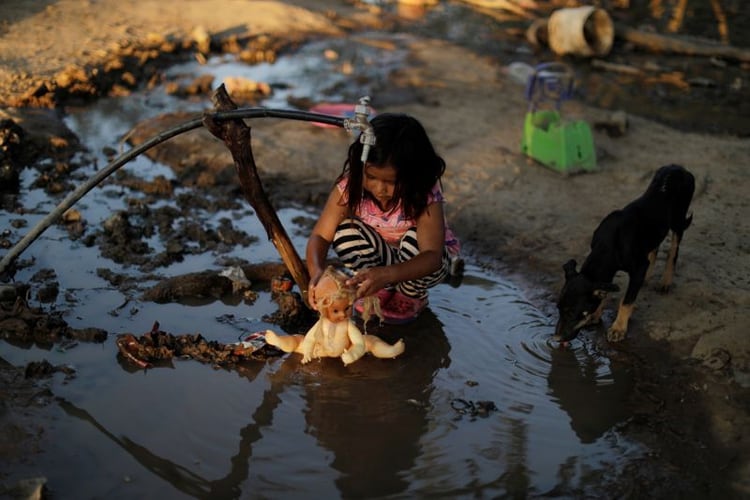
[344, 96, 376, 164]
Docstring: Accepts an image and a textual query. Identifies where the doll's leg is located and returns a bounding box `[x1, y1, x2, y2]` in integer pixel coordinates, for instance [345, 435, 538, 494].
[265, 331, 305, 353]
[364, 335, 405, 359]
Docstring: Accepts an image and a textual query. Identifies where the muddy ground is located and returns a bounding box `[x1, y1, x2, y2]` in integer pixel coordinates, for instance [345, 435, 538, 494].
[1, 0, 749, 497]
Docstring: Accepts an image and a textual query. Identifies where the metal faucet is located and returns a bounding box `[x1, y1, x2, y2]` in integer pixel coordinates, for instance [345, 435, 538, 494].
[344, 96, 376, 164]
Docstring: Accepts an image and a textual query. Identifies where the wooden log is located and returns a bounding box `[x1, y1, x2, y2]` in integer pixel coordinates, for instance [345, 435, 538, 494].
[590, 58, 643, 75]
[616, 24, 750, 63]
[202, 85, 311, 307]
[455, 0, 542, 19]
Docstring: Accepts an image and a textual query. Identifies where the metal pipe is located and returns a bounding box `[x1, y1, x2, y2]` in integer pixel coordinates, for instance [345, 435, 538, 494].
[0, 108, 347, 276]
[343, 96, 375, 163]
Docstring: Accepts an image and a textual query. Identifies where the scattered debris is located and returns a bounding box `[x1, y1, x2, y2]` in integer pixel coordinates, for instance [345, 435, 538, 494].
[219, 265, 253, 293]
[450, 398, 498, 419]
[24, 360, 76, 380]
[703, 348, 731, 371]
[115, 321, 283, 370]
[0, 294, 107, 345]
[1, 477, 48, 500]
[593, 110, 629, 138]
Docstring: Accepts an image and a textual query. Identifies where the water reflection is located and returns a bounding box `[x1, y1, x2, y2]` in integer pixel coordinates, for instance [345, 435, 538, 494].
[268, 310, 450, 498]
[547, 340, 633, 444]
[60, 359, 281, 499]
[1, 266, 649, 497]
[59, 311, 449, 499]
[495, 416, 532, 496]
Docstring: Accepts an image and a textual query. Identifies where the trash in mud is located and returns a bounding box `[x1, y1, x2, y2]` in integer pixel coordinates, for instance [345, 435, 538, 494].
[0, 294, 108, 346]
[450, 398, 498, 420]
[230, 330, 270, 356]
[264, 289, 316, 332]
[24, 359, 76, 380]
[115, 321, 283, 370]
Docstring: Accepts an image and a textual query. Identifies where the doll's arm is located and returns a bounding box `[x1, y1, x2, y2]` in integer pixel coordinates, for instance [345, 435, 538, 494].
[299, 319, 322, 364]
[341, 320, 367, 365]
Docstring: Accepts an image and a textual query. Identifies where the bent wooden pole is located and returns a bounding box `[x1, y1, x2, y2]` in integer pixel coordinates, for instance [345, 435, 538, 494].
[615, 24, 750, 63]
[203, 85, 311, 307]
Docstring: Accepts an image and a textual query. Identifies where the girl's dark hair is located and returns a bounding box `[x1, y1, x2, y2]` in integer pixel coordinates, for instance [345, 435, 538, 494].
[337, 113, 446, 220]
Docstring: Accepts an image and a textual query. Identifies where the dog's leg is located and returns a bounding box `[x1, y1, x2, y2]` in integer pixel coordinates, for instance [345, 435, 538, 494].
[661, 231, 681, 292]
[608, 301, 634, 342]
[607, 264, 647, 342]
[645, 249, 657, 282]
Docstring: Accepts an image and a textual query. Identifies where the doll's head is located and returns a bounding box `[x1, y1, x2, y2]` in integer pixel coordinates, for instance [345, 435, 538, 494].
[315, 267, 356, 323]
[314, 266, 383, 327]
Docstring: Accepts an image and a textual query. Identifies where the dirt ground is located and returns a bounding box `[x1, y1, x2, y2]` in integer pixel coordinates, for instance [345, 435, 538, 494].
[1, 0, 749, 496]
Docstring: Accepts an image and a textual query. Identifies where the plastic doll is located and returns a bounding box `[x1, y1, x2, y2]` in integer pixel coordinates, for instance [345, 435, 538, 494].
[265, 266, 404, 365]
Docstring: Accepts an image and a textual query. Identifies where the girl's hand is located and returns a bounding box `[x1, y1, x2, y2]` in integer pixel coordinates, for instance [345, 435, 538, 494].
[347, 267, 392, 298]
[308, 269, 324, 311]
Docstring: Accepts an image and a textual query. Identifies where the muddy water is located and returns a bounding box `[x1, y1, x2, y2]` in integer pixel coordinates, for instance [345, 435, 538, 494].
[0, 32, 650, 498]
[2, 258, 641, 498]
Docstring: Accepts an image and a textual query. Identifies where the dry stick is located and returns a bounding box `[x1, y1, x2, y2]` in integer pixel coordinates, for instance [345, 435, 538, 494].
[710, 0, 730, 44]
[456, 0, 542, 19]
[590, 59, 644, 75]
[203, 85, 311, 307]
[615, 24, 750, 63]
[650, 0, 665, 20]
[667, 0, 688, 33]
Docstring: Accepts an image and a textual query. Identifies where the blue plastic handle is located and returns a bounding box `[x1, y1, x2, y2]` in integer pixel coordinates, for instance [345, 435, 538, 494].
[525, 62, 575, 110]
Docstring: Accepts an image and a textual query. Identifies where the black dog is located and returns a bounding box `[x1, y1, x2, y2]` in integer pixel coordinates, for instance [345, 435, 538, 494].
[554, 164, 695, 343]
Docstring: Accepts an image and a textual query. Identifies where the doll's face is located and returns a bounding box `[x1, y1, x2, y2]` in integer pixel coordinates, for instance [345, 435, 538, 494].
[323, 296, 352, 323]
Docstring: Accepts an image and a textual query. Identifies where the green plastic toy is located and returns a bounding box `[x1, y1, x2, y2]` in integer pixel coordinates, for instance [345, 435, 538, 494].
[520, 63, 596, 173]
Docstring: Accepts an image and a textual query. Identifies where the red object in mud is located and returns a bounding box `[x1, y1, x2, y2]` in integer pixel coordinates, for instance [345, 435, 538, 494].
[115, 334, 151, 369]
[309, 103, 377, 128]
[271, 276, 294, 293]
[232, 331, 267, 356]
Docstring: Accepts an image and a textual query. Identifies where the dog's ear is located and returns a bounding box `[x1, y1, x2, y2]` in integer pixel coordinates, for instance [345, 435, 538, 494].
[562, 259, 578, 280]
[592, 282, 620, 299]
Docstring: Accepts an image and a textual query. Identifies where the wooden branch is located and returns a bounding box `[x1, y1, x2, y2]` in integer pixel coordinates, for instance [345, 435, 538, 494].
[616, 24, 750, 63]
[590, 59, 643, 75]
[666, 0, 688, 33]
[456, 0, 543, 19]
[590, 59, 689, 89]
[203, 84, 311, 307]
[710, 0, 730, 44]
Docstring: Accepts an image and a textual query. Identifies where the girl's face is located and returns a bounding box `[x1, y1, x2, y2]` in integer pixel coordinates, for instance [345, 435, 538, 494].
[363, 163, 397, 211]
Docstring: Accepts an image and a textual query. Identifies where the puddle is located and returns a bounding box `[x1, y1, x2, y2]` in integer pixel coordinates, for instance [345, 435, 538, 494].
[1, 258, 642, 498]
[166, 35, 411, 109]
[1, 33, 648, 497]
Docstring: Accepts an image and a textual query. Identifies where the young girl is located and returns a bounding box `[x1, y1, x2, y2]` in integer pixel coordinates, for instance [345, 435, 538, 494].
[306, 113, 460, 324]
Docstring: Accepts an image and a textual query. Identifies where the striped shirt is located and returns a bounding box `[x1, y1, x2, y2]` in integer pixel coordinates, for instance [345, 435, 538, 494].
[337, 176, 461, 256]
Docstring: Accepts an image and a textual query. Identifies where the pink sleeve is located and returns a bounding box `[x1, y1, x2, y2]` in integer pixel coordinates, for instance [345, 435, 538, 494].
[428, 183, 445, 204]
[336, 177, 349, 203]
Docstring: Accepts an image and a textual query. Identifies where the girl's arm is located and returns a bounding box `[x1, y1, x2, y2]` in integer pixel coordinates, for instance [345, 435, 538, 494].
[349, 202, 445, 297]
[306, 186, 347, 308]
